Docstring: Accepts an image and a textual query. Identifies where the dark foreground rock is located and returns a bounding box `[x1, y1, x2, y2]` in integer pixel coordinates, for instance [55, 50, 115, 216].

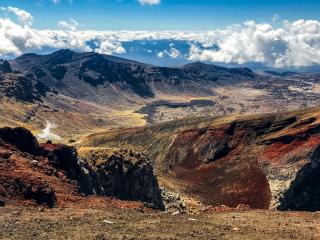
[77, 149, 164, 210]
[278, 145, 320, 211]
[0, 127, 164, 209]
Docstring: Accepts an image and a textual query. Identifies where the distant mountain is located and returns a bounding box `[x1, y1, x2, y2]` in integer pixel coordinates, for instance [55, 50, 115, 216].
[8, 49, 257, 103]
[0, 60, 12, 74]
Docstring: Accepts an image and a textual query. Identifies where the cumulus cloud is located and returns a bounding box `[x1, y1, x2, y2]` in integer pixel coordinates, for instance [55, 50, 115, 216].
[1, 6, 320, 68]
[157, 47, 181, 59]
[95, 40, 126, 55]
[139, 0, 161, 6]
[188, 20, 320, 68]
[1, 6, 33, 26]
[58, 18, 79, 31]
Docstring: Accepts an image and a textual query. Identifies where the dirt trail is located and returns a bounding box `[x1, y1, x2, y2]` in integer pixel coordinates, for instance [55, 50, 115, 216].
[1, 205, 320, 240]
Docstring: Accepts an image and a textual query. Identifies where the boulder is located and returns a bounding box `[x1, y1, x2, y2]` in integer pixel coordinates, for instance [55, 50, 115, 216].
[23, 182, 57, 208]
[204, 141, 230, 163]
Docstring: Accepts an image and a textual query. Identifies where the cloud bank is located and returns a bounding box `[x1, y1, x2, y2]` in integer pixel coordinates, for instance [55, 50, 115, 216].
[1, 6, 320, 68]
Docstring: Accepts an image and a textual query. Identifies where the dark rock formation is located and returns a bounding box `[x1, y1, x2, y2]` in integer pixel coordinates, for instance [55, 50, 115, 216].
[41, 144, 164, 209]
[203, 141, 230, 163]
[278, 145, 320, 211]
[50, 65, 67, 80]
[77, 149, 164, 210]
[0, 127, 164, 209]
[0, 127, 40, 154]
[22, 182, 57, 208]
[44, 144, 80, 179]
[0, 60, 12, 73]
[0, 73, 50, 102]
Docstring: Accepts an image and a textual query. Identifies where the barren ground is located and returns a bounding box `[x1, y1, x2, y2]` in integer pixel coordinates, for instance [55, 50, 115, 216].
[1, 205, 320, 240]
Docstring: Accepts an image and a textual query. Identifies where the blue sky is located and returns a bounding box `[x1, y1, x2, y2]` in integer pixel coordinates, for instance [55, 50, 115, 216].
[1, 0, 320, 69]
[1, 0, 320, 30]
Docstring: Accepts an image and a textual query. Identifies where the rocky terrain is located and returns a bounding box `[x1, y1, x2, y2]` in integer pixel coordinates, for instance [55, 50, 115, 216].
[81, 106, 320, 212]
[1, 50, 320, 239]
[0, 127, 163, 209]
[2, 50, 320, 141]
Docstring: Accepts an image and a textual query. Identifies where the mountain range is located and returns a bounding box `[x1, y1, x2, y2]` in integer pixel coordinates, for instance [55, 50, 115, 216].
[2, 49, 320, 239]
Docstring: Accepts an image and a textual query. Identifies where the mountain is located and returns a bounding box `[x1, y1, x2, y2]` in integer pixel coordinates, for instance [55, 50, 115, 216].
[10, 49, 257, 102]
[1, 49, 320, 142]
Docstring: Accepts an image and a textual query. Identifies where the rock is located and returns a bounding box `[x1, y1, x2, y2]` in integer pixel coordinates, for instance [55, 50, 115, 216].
[171, 211, 180, 216]
[0, 127, 40, 155]
[0, 150, 12, 159]
[23, 183, 57, 208]
[30, 160, 39, 165]
[0, 60, 12, 73]
[278, 145, 320, 211]
[44, 144, 80, 179]
[102, 220, 114, 224]
[0, 127, 164, 209]
[236, 204, 251, 211]
[160, 187, 186, 213]
[77, 149, 165, 210]
[204, 141, 230, 163]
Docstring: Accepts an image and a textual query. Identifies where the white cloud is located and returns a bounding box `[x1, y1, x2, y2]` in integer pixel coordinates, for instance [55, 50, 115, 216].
[2, 6, 33, 26]
[139, 0, 161, 6]
[1, 7, 320, 68]
[188, 20, 320, 68]
[58, 18, 79, 31]
[157, 47, 181, 59]
[95, 40, 126, 55]
[157, 51, 164, 58]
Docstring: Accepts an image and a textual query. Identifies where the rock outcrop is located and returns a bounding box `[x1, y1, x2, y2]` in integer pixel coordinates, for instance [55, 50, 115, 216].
[0, 60, 12, 73]
[77, 149, 164, 210]
[0, 127, 40, 154]
[278, 145, 320, 211]
[0, 127, 164, 209]
[0, 72, 51, 102]
[160, 188, 186, 213]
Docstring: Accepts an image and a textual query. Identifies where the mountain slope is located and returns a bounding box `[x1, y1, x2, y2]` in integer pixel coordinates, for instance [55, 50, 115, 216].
[2, 49, 320, 142]
[80, 106, 320, 211]
[10, 49, 257, 102]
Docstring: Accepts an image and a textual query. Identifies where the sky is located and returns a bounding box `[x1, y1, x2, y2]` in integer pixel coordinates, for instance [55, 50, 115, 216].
[1, 0, 320, 69]
[1, 0, 320, 30]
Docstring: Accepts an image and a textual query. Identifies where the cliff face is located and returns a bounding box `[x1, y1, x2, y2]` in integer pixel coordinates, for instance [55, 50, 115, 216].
[0, 127, 164, 209]
[77, 149, 164, 210]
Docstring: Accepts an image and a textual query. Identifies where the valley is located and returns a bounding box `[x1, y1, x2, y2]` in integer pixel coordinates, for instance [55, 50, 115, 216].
[2, 50, 320, 239]
[2, 50, 320, 141]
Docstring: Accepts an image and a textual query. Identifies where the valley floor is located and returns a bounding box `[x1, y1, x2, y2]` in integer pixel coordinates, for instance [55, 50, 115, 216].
[0, 205, 320, 240]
